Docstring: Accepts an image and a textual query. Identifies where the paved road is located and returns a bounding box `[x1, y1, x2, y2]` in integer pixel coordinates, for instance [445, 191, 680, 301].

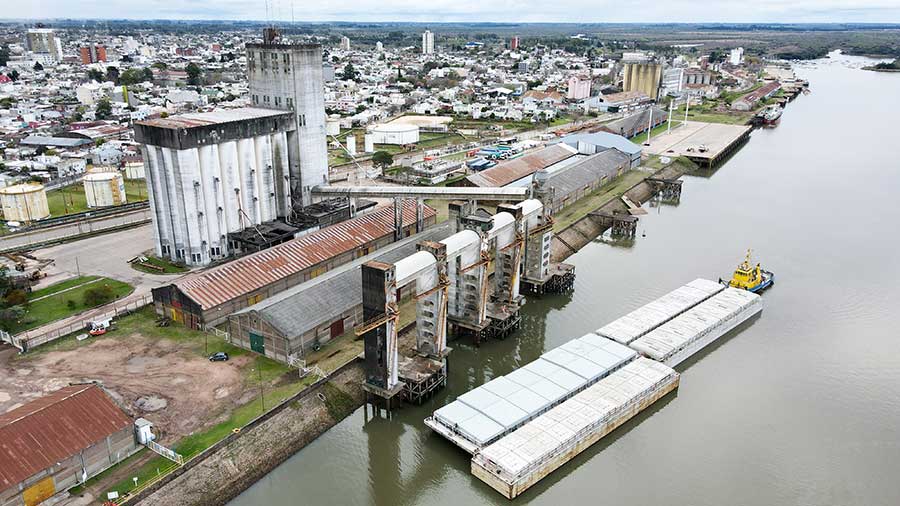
[32, 224, 178, 294]
[0, 208, 152, 252]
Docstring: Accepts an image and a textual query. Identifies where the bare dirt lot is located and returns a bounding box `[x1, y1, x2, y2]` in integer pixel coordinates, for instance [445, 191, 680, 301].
[0, 334, 251, 441]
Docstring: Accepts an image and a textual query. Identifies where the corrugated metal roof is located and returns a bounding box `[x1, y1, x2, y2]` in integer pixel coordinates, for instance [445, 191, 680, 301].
[556, 131, 643, 156]
[465, 144, 577, 188]
[174, 201, 435, 310]
[238, 223, 454, 338]
[540, 149, 631, 198]
[136, 107, 292, 131]
[0, 385, 132, 489]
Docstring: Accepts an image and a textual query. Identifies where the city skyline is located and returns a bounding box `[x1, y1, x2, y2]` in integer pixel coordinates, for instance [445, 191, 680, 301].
[3, 0, 900, 24]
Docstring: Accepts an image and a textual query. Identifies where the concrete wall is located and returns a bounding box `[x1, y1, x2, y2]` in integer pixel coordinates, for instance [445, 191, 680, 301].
[0, 427, 137, 506]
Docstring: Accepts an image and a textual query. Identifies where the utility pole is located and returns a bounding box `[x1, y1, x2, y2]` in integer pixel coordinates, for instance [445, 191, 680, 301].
[257, 358, 265, 411]
[667, 99, 674, 135]
[684, 96, 690, 125]
[646, 107, 653, 145]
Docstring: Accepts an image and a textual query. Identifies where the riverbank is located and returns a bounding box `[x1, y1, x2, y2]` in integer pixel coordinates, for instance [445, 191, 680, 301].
[135, 362, 366, 506]
[552, 160, 691, 263]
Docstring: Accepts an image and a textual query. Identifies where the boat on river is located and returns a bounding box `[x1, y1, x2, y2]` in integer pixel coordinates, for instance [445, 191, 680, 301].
[722, 249, 774, 293]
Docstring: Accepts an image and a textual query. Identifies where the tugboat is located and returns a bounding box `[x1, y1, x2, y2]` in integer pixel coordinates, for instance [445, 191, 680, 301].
[758, 105, 783, 125]
[722, 249, 774, 293]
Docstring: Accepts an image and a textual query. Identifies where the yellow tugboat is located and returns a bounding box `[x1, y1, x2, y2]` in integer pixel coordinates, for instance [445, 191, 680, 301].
[722, 249, 774, 293]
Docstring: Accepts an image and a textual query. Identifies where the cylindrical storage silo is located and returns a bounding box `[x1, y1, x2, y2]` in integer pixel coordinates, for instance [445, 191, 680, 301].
[364, 134, 375, 153]
[326, 118, 341, 137]
[83, 172, 127, 208]
[0, 183, 50, 222]
[124, 161, 146, 179]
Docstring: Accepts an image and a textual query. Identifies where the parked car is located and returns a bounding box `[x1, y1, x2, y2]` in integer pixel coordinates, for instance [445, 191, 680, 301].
[208, 352, 229, 362]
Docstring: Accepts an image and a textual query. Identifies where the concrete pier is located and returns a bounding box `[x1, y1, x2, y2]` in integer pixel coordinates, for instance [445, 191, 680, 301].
[643, 121, 752, 167]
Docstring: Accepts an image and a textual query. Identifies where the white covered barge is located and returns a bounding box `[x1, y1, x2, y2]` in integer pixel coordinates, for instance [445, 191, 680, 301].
[426, 278, 763, 499]
[595, 278, 724, 345]
[424, 334, 637, 453]
[471, 358, 679, 499]
[629, 287, 762, 366]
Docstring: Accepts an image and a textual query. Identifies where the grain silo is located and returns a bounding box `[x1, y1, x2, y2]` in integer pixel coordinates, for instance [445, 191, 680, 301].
[83, 172, 127, 207]
[0, 183, 50, 222]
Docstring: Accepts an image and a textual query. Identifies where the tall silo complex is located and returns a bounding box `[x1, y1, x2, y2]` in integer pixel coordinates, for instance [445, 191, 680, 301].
[246, 29, 328, 206]
[83, 172, 127, 207]
[0, 183, 50, 222]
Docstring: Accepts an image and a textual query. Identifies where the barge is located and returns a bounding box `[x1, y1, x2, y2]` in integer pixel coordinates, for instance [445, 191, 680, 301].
[424, 334, 637, 454]
[629, 287, 761, 367]
[595, 278, 724, 345]
[471, 358, 679, 499]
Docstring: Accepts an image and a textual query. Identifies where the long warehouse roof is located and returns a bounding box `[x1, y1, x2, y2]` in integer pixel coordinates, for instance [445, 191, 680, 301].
[474, 357, 677, 481]
[595, 278, 724, 345]
[431, 333, 636, 449]
[630, 287, 761, 364]
[172, 201, 435, 310]
[465, 144, 577, 187]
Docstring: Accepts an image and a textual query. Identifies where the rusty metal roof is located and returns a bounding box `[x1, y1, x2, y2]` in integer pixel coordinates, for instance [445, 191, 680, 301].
[174, 201, 436, 310]
[135, 108, 292, 131]
[466, 144, 577, 188]
[0, 384, 132, 490]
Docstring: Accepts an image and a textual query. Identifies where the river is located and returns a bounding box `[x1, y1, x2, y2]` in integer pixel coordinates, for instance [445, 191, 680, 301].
[230, 52, 900, 506]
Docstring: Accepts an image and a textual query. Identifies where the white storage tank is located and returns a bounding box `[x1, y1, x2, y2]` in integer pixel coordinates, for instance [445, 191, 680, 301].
[364, 134, 375, 153]
[124, 161, 146, 179]
[326, 118, 341, 137]
[84, 172, 127, 207]
[0, 183, 50, 222]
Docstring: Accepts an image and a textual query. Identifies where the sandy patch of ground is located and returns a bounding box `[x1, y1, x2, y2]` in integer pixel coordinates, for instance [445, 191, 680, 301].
[0, 337, 251, 441]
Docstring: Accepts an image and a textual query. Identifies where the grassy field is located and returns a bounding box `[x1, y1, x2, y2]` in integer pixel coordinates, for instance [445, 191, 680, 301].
[9, 277, 134, 334]
[47, 179, 148, 216]
[673, 104, 753, 125]
[553, 170, 651, 232]
[130, 255, 188, 274]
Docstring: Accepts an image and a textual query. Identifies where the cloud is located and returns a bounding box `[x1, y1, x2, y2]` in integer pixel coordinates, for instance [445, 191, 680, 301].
[4, 0, 900, 23]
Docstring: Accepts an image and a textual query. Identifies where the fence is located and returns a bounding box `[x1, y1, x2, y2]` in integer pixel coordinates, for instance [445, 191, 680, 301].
[10, 294, 153, 352]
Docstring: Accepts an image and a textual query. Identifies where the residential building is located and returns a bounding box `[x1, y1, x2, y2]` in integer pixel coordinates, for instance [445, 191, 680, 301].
[79, 44, 107, 64]
[422, 30, 435, 55]
[340, 36, 351, 51]
[730, 47, 745, 66]
[567, 75, 592, 101]
[511, 36, 519, 50]
[24, 28, 63, 62]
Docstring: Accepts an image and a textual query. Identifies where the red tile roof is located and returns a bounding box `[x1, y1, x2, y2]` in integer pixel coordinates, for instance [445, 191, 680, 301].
[0, 385, 132, 490]
[173, 201, 436, 310]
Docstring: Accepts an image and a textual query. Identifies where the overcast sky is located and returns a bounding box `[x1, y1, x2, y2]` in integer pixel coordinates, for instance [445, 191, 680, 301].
[4, 0, 900, 23]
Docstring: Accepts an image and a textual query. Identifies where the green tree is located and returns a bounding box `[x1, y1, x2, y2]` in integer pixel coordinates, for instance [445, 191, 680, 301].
[33, 61, 43, 71]
[371, 150, 394, 170]
[83, 285, 115, 307]
[341, 63, 359, 81]
[87, 68, 104, 82]
[0, 44, 10, 67]
[95, 97, 112, 120]
[105, 66, 120, 84]
[142, 67, 154, 81]
[185, 62, 203, 85]
[7, 70, 20, 81]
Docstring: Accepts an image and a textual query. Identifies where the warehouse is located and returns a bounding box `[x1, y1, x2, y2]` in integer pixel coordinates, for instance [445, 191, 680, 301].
[152, 201, 436, 329]
[599, 106, 668, 140]
[554, 131, 643, 168]
[0, 385, 139, 506]
[532, 148, 632, 214]
[227, 222, 453, 361]
[459, 144, 578, 188]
